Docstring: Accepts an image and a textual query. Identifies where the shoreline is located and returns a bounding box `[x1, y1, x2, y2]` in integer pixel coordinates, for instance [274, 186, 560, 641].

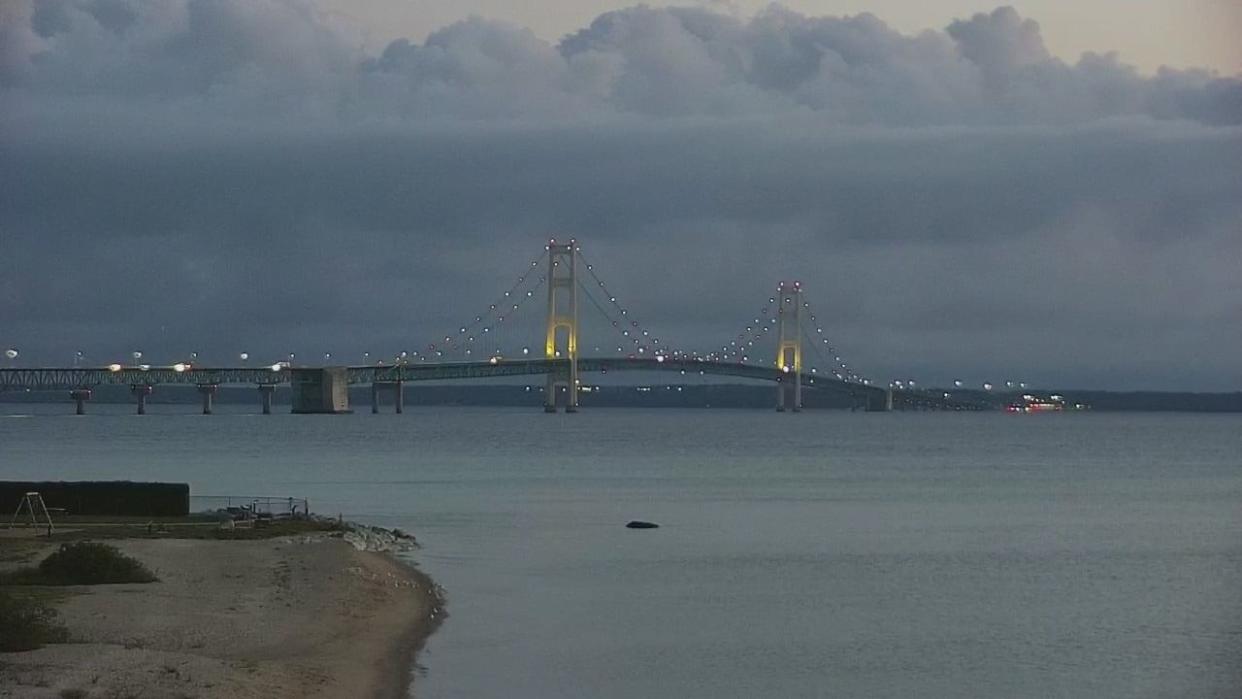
[346, 528, 448, 699]
[0, 527, 445, 698]
[383, 555, 445, 699]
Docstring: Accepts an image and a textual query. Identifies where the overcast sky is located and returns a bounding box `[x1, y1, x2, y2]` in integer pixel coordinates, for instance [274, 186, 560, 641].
[1, 1, 1240, 390]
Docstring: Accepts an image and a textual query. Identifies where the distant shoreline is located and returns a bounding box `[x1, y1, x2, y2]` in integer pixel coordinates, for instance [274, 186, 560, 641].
[3, 383, 1242, 412]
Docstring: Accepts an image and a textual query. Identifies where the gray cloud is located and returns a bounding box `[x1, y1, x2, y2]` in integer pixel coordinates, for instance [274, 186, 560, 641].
[5, 2, 1240, 125]
[1, 2, 1240, 389]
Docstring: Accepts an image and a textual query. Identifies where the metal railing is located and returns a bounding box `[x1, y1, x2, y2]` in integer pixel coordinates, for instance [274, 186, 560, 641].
[190, 495, 310, 519]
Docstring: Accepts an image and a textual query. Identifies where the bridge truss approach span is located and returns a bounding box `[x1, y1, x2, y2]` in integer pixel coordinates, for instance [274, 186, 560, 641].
[0, 359, 821, 391]
[0, 359, 986, 411]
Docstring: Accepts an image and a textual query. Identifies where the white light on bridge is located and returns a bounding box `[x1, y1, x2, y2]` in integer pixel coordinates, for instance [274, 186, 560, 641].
[240, 352, 249, 362]
[270, 363, 283, 372]
[132, 351, 142, 361]
[108, 363, 122, 372]
[173, 363, 187, 373]
[139, 364, 151, 371]
[656, 355, 665, 363]
[4, 349, 17, 360]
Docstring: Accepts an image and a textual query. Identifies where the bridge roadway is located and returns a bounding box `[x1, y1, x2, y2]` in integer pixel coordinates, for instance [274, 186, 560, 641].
[0, 358, 989, 410]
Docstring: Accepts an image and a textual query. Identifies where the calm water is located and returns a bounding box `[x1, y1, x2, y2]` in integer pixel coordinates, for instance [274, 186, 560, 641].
[2, 404, 1240, 697]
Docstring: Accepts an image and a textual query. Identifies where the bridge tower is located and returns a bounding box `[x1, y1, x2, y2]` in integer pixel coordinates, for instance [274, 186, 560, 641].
[544, 239, 579, 412]
[775, 281, 803, 412]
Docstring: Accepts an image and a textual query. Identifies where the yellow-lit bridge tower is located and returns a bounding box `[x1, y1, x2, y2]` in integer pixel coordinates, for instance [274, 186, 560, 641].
[544, 239, 579, 412]
[775, 281, 803, 412]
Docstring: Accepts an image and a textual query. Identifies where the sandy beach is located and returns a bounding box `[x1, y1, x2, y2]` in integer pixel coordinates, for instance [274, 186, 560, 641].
[0, 535, 442, 698]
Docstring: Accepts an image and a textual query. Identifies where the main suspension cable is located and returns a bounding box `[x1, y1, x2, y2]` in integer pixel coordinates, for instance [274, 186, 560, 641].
[574, 248, 676, 357]
[413, 251, 545, 362]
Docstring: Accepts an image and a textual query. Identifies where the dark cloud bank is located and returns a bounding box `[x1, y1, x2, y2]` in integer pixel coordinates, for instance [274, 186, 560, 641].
[1, 1, 1240, 389]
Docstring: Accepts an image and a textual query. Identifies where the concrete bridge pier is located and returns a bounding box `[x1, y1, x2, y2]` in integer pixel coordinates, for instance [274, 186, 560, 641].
[544, 381, 560, 413]
[775, 376, 802, 413]
[131, 384, 152, 414]
[865, 388, 894, 412]
[198, 384, 218, 415]
[258, 384, 276, 414]
[543, 383, 558, 413]
[544, 382, 576, 413]
[290, 367, 350, 414]
[370, 381, 404, 413]
[70, 388, 92, 415]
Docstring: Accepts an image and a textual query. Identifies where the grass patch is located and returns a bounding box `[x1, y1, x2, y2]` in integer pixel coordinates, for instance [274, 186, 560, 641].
[0, 540, 44, 566]
[0, 544, 41, 565]
[207, 518, 348, 540]
[16, 516, 348, 542]
[0, 542, 157, 586]
[0, 587, 69, 651]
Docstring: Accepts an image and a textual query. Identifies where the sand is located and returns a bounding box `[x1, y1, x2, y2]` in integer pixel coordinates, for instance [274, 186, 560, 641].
[0, 536, 442, 698]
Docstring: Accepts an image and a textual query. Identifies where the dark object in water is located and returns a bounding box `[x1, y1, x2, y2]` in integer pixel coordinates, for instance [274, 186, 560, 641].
[626, 520, 659, 529]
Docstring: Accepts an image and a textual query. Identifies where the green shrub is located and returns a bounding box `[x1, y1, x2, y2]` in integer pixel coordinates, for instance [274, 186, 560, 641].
[0, 589, 69, 652]
[2, 542, 157, 586]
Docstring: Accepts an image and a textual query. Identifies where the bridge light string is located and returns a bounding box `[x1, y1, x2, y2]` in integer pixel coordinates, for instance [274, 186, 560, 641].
[575, 250, 661, 356]
[446, 272, 547, 361]
[416, 252, 546, 363]
[576, 278, 673, 358]
[574, 249, 683, 358]
[799, 298, 867, 385]
[705, 294, 781, 363]
[487, 273, 547, 359]
[708, 296, 779, 363]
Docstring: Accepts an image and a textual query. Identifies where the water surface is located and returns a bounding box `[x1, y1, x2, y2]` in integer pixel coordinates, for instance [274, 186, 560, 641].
[3, 405, 1239, 697]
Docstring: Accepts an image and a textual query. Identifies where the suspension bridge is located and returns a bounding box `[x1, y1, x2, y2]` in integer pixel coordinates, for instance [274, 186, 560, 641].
[0, 240, 991, 414]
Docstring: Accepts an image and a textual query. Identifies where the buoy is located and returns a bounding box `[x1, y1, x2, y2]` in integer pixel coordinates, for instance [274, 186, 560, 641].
[625, 520, 659, 529]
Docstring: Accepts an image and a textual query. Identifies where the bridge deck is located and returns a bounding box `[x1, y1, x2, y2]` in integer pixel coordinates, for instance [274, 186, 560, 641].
[1, 358, 853, 391]
[0, 359, 990, 410]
